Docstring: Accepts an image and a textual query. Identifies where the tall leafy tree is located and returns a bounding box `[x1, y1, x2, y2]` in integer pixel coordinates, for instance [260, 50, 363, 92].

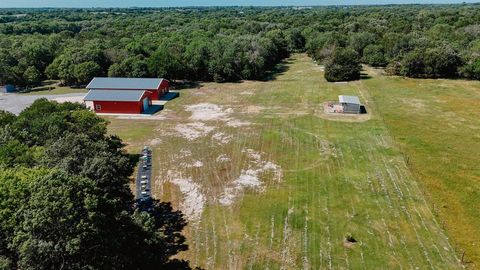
[324, 48, 361, 82]
[0, 101, 198, 269]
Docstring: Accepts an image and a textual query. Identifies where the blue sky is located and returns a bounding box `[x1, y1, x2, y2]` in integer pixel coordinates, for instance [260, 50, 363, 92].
[0, 0, 478, 8]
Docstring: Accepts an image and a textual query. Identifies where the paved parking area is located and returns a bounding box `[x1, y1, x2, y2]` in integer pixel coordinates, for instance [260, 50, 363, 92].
[0, 93, 85, 114]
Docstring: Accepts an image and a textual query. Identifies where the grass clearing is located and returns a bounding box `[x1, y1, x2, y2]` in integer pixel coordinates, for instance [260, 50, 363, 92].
[107, 54, 469, 269]
[365, 71, 480, 268]
[21, 80, 87, 95]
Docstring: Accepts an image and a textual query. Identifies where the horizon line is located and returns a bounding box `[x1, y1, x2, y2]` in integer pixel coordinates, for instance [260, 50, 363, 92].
[0, 2, 479, 9]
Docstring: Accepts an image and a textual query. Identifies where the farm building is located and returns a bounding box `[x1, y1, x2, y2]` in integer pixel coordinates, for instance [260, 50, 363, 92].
[339, 95, 362, 114]
[84, 89, 152, 114]
[86, 77, 169, 100]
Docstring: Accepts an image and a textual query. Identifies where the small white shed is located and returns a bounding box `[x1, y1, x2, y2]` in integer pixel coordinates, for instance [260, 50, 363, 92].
[338, 95, 361, 114]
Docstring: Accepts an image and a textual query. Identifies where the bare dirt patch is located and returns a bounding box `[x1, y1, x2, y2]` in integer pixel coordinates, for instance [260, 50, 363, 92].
[174, 122, 216, 140]
[226, 119, 251, 127]
[185, 103, 233, 121]
[243, 105, 265, 114]
[166, 170, 206, 222]
[149, 138, 162, 146]
[212, 132, 233, 145]
[219, 149, 283, 206]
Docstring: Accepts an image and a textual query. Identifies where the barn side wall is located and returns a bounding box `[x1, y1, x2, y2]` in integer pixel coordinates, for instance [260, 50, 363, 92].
[342, 103, 360, 114]
[93, 100, 142, 114]
[158, 80, 170, 96]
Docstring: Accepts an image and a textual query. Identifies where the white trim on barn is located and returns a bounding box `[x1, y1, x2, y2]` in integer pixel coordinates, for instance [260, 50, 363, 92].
[84, 100, 94, 110]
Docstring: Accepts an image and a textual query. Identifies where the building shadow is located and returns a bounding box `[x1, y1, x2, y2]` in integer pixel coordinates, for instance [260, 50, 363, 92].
[160, 92, 179, 101]
[360, 105, 368, 114]
[143, 105, 163, 115]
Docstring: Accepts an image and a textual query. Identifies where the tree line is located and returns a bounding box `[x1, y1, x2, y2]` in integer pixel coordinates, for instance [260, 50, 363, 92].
[0, 101, 199, 269]
[1, 6, 480, 86]
[303, 5, 480, 81]
[0, 8, 302, 86]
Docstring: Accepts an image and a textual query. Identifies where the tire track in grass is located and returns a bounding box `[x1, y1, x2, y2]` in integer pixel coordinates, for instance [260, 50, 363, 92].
[265, 214, 275, 270]
[369, 139, 436, 269]
[211, 218, 218, 269]
[222, 210, 235, 270]
[379, 144, 449, 268]
[362, 145, 401, 266]
[279, 196, 294, 269]
[394, 161, 459, 265]
[302, 213, 310, 270]
[397, 169, 458, 265]
[247, 223, 261, 270]
[365, 150, 414, 268]
[334, 141, 353, 269]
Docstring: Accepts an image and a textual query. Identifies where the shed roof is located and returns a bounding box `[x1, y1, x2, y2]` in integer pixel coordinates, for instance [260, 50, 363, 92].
[338, 95, 361, 104]
[84, 89, 146, 102]
[86, 77, 164, 90]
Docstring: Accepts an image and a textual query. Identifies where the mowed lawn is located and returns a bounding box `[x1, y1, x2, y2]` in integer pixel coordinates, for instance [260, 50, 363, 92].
[365, 73, 480, 268]
[107, 54, 466, 269]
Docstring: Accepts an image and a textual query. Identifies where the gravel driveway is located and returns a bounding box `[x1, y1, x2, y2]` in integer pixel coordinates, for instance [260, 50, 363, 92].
[0, 93, 86, 115]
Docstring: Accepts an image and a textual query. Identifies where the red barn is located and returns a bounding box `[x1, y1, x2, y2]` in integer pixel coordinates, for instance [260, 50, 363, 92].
[86, 77, 169, 100]
[83, 90, 152, 114]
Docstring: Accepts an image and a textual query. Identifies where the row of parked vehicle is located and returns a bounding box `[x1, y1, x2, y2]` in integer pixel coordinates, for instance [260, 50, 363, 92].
[139, 146, 152, 200]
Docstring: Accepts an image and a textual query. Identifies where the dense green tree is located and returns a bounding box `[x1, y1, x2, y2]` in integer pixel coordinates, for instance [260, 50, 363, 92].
[107, 63, 125, 77]
[3, 5, 480, 84]
[324, 48, 361, 82]
[460, 57, 480, 79]
[285, 28, 306, 52]
[109, 56, 149, 78]
[22, 66, 42, 86]
[349, 32, 377, 56]
[423, 45, 462, 77]
[0, 111, 16, 127]
[0, 168, 51, 268]
[184, 39, 210, 80]
[362, 44, 387, 67]
[0, 140, 34, 168]
[74, 61, 101, 84]
[148, 47, 184, 80]
[208, 39, 237, 82]
[12, 171, 103, 270]
[0, 100, 198, 269]
[400, 50, 426, 77]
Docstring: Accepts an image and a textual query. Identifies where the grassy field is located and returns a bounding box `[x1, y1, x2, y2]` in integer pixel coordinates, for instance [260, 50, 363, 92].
[21, 81, 87, 95]
[365, 72, 480, 268]
[106, 54, 476, 269]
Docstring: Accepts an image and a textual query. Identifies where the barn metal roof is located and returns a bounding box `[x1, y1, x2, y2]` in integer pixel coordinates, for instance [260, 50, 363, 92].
[338, 95, 361, 104]
[86, 77, 164, 90]
[83, 90, 146, 102]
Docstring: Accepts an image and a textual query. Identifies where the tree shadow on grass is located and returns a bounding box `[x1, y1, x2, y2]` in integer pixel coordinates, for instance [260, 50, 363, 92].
[360, 72, 372, 80]
[258, 60, 292, 82]
[172, 81, 204, 90]
[169, 57, 292, 88]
